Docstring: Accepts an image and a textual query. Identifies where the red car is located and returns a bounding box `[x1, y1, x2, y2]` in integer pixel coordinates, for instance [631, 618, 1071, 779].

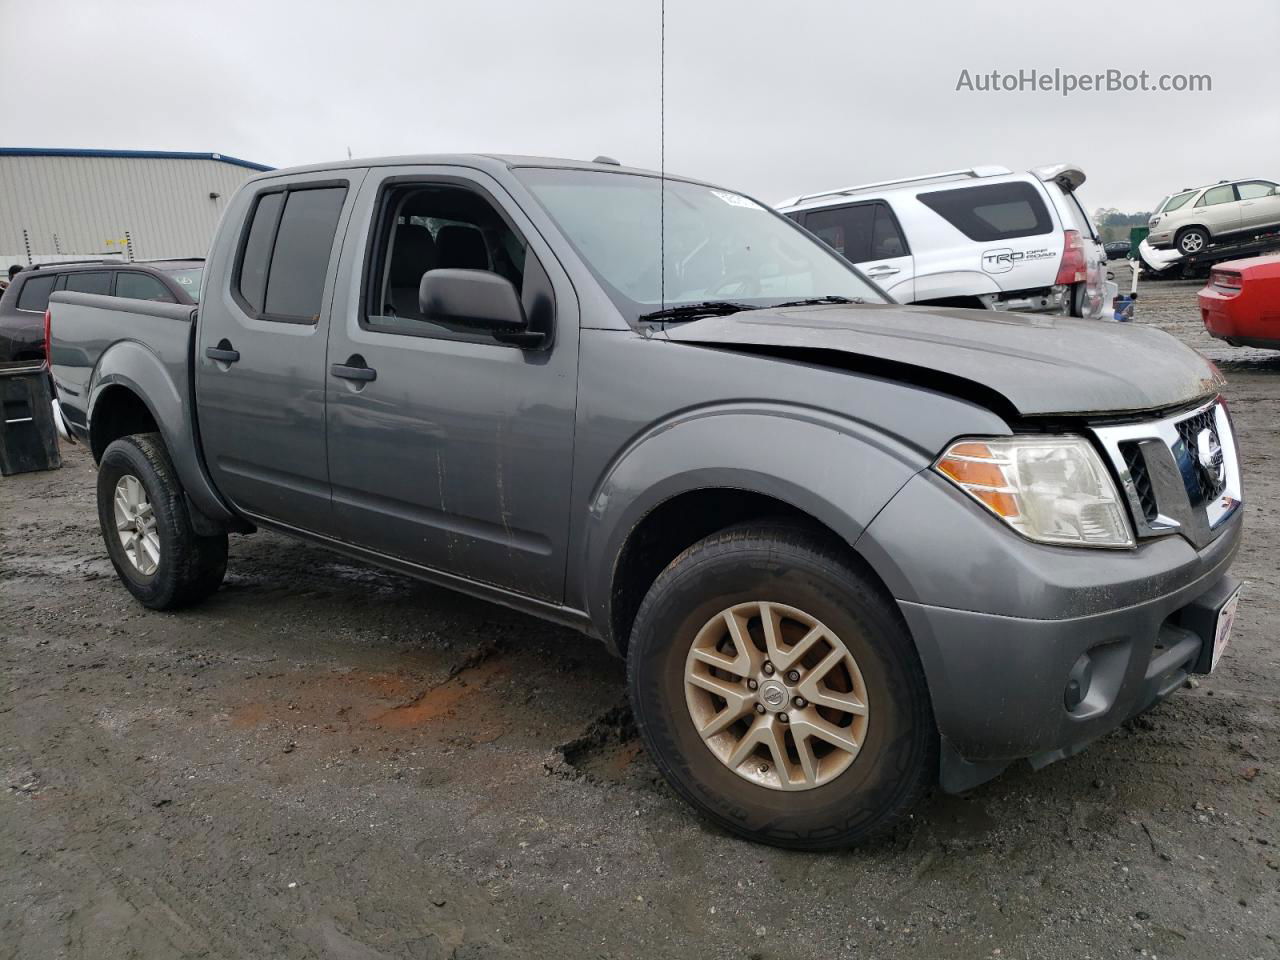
[1199, 253, 1280, 350]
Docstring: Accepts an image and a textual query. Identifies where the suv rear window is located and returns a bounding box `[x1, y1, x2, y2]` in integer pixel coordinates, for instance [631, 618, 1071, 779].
[917, 182, 1053, 241]
[16, 274, 56, 311]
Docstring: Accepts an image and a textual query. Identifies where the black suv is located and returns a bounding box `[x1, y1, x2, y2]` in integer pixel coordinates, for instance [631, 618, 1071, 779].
[0, 259, 202, 363]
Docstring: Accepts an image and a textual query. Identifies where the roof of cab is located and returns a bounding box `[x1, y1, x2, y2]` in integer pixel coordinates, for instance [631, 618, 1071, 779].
[242, 153, 707, 186]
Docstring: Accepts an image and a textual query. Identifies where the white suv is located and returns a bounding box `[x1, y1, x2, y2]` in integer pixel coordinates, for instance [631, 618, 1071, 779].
[777, 164, 1112, 320]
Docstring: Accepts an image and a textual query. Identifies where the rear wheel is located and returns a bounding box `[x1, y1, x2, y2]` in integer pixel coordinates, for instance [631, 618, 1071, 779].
[626, 522, 936, 849]
[96, 433, 227, 610]
[1177, 226, 1210, 256]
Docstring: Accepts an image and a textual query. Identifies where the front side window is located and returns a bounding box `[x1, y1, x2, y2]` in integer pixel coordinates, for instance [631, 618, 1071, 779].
[363, 183, 530, 341]
[235, 184, 347, 322]
[1236, 181, 1277, 200]
[64, 271, 111, 295]
[917, 182, 1053, 241]
[115, 272, 174, 302]
[1198, 185, 1236, 207]
[516, 168, 885, 323]
[16, 274, 56, 311]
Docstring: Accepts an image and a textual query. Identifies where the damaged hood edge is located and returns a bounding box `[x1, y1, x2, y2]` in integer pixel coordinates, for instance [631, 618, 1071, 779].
[661, 304, 1225, 418]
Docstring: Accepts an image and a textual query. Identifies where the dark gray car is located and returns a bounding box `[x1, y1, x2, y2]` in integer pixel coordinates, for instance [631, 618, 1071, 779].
[0, 259, 202, 363]
[47, 155, 1243, 849]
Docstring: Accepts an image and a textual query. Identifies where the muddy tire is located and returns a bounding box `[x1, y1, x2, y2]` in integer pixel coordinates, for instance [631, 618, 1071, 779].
[96, 433, 227, 610]
[626, 522, 936, 849]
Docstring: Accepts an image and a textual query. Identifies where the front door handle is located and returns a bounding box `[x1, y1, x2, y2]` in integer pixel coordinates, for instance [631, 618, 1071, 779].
[331, 356, 377, 382]
[205, 341, 240, 363]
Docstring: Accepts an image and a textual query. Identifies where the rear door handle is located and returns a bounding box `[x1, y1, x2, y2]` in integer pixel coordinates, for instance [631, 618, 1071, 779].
[205, 342, 240, 363]
[331, 357, 377, 382]
[866, 266, 900, 277]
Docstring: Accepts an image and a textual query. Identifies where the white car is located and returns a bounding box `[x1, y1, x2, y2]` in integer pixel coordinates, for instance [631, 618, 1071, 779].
[777, 164, 1113, 321]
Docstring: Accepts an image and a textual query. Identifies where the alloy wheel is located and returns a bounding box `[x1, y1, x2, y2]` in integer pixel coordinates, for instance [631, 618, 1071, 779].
[113, 474, 160, 576]
[683, 601, 870, 791]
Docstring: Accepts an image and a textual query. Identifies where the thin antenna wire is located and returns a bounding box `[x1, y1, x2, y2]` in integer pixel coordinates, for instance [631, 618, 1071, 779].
[659, 0, 665, 315]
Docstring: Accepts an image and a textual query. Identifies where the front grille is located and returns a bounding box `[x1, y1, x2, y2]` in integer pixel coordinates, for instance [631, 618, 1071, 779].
[1092, 397, 1241, 545]
[1120, 442, 1158, 522]
[1174, 407, 1228, 504]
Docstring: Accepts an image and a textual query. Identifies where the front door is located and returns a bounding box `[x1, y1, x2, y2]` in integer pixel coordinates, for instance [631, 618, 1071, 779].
[323, 167, 579, 601]
[1236, 181, 1280, 231]
[195, 172, 361, 532]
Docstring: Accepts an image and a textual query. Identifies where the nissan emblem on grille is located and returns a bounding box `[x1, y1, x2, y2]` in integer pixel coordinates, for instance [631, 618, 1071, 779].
[1197, 427, 1225, 487]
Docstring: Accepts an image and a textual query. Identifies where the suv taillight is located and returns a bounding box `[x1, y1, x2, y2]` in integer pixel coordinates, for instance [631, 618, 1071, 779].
[43, 308, 52, 366]
[1055, 230, 1087, 285]
[1211, 270, 1243, 291]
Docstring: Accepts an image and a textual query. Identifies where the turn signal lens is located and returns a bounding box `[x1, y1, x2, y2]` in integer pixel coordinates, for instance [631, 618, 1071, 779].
[935, 436, 1134, 548]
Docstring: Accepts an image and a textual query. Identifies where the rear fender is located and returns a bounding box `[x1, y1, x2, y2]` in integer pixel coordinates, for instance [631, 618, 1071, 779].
[89, 341, 236, 525]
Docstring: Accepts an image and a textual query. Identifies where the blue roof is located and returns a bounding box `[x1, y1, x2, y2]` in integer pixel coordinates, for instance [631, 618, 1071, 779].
[0, 147, 273, 172]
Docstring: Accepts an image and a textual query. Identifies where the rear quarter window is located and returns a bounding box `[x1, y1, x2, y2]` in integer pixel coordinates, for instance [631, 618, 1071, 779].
[917, 182, 1054, 241]
[16, 274, 57, 311]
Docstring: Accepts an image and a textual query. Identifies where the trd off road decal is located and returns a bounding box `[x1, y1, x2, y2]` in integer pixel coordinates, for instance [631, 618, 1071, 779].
[981, 247, 1055, 274]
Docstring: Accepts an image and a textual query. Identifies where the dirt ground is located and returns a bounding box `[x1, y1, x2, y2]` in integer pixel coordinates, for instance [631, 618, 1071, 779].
[3, 267, 1278, 960]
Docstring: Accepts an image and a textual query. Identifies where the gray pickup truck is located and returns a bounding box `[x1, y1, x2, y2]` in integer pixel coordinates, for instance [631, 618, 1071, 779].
[49, 154, 1244, 849]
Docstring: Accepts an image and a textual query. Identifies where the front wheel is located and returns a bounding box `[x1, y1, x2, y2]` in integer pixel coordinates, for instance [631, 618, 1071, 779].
[96, 433, 227, 610]
[626, 522, 937, 849]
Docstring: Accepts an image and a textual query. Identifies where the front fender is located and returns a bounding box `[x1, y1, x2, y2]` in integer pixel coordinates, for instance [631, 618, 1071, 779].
[89, 341, 235, 525]
[578, 403, 928, 636]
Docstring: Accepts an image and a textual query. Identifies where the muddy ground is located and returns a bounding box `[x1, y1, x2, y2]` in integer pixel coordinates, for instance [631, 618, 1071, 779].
[2, 268, 1278, 960]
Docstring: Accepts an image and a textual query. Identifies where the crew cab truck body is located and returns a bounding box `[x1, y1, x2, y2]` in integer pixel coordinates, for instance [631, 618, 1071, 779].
[50, 155, 1244, 849]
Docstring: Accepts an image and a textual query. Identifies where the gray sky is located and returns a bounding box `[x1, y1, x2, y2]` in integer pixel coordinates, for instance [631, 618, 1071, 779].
[3, 0, 1277, 212]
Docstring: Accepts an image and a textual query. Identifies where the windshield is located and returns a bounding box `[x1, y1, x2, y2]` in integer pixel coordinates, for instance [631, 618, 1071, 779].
[516, 168, 886, 323]
[159, 266, 203, 302]
[1161, 190, 1196, 214]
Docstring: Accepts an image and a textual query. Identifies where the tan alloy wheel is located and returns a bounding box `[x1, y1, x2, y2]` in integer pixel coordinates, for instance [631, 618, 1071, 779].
[113, 474, 160, 576]
[683, 601, 870, 791]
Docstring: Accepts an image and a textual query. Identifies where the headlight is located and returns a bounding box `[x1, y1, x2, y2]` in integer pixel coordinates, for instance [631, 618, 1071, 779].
[934, 436, 1134, 548]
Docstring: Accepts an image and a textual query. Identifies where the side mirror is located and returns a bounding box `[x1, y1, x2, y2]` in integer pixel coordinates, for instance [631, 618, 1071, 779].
[419, 269, 541, 345]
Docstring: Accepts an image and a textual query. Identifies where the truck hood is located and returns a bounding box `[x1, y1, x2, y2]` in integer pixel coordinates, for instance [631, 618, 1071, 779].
[663, 303, 1223, 417]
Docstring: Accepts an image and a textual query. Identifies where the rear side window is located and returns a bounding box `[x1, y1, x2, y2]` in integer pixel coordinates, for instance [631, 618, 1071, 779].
[1162, 190, 1196, 212]
[115, 272, 174, 302]
[16, 274, 56, 311]
[64, 272, 111, 295]
[917, 182, 1053, 241]
[1197, 185, 1235, 207]
[804, 204, 876, 262]
[235, 184, 347, 322]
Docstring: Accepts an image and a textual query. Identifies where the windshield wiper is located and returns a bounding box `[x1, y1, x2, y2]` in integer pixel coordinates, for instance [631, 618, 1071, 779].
[769, 295, 864, 308]
[638, 301, 758, 324]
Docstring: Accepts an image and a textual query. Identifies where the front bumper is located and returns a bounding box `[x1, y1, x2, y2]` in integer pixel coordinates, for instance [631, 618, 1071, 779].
[857, 467, 1243, 793]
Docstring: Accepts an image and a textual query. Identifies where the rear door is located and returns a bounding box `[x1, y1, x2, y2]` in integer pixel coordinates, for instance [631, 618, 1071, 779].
[195, 172, 362, 532]
[1195, 184, 1243, 237]
[799, 201, 915, 301]
[322, 165, 579, 601]
[1236, 180, 1280, 231]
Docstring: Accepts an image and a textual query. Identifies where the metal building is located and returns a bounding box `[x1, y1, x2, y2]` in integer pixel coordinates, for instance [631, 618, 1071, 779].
[0, 148, 272, 267]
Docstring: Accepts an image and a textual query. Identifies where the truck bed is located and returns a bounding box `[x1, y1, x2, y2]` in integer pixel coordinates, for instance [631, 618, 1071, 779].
[48, 291, 233, 526]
